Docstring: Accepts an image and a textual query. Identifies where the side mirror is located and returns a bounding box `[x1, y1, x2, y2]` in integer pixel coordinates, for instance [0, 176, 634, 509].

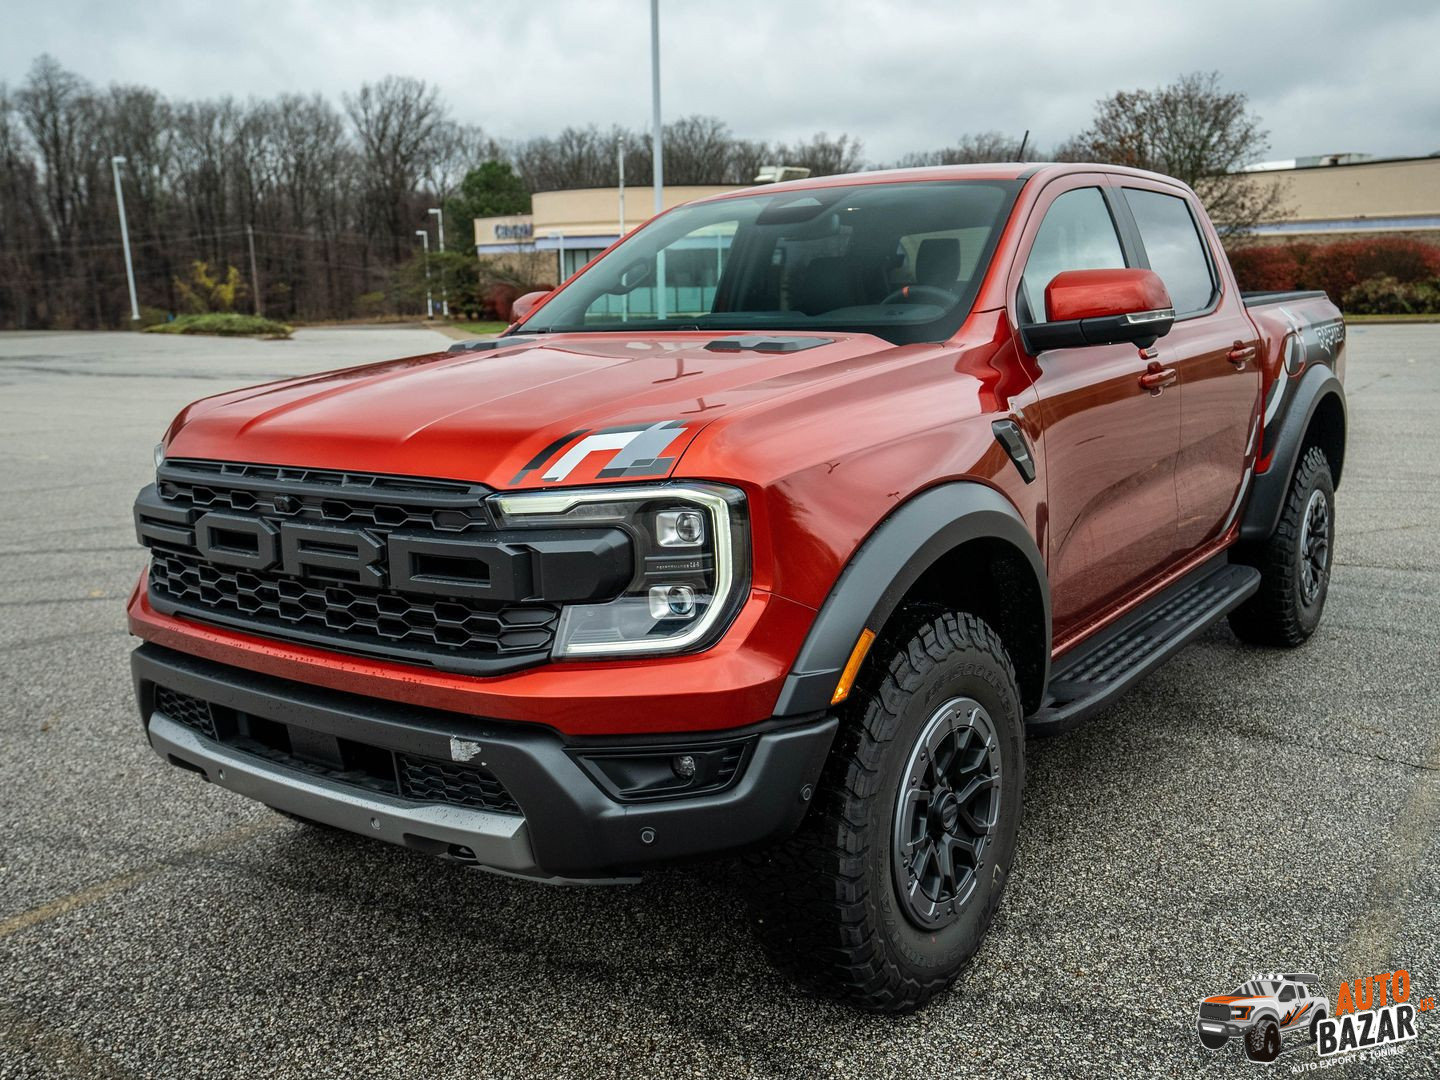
[1021, 268, 1175, 354]
[510, 290, 551, 323]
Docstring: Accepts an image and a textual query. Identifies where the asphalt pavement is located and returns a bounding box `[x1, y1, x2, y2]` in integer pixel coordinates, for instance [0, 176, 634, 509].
[0, 325, 1437, 1079]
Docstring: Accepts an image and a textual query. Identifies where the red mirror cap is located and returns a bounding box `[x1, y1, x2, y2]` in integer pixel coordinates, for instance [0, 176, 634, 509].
[510, 290, 552, 323]
[1045, 268, 1173, 323]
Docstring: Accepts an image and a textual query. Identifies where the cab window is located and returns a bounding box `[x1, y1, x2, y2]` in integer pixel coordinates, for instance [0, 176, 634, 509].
[1019, 187, 1127, 324]
[1122, 188, 1217, 315]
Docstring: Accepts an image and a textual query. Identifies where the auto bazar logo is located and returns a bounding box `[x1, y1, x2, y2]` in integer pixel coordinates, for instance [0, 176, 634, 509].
[1194, 969, 1430, 1067]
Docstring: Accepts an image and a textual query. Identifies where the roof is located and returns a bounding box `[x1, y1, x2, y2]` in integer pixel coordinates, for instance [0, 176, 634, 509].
[692, 161, 1193, 206]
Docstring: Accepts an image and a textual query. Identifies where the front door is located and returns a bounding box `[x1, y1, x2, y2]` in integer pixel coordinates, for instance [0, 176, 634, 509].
[1008, 178, 1182, 640]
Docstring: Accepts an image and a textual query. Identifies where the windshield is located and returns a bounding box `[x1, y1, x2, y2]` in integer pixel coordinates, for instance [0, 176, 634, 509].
[1234, 981, 1281, 997]
[518, 179, 1021, 345]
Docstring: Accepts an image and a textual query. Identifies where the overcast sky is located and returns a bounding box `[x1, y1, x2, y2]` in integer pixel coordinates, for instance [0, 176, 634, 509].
[5, 0, 1439, 164]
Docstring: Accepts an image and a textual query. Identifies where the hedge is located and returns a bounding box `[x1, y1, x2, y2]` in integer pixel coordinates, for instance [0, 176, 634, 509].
[1226, 236, 1440, 314]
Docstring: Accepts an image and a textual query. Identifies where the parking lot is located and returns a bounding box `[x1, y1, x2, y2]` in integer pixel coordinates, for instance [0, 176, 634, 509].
[0, 324, 1436, 1078]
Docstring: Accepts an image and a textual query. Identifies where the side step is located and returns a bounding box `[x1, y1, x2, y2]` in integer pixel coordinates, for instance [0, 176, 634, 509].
[1026, 559, 1261, 737]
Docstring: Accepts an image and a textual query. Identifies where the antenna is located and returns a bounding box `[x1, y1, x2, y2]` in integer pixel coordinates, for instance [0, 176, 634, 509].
[1017, 130, 1030, 161]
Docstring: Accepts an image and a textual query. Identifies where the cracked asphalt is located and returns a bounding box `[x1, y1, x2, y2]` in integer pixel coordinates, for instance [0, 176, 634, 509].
[1, 325, 1437, 1079]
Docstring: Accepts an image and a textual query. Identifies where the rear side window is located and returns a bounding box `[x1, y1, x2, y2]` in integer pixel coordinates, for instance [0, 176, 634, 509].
[1123, 188, 1217, 315]
[1019, 187, 1127, 323]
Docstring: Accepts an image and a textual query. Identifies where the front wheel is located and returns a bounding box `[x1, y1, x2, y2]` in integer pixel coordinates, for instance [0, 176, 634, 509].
[745, 610, 1025, 1013]
[1229, 445, 1335, 646]
[1245, 1020, 1282, 1063]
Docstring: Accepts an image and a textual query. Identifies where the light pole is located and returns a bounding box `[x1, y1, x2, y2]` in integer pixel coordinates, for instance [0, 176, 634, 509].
[110, 155, 140, 322]
[427, 207, 449, 316]
[649, 0, 666, 317]
[415, 229, 432, 319]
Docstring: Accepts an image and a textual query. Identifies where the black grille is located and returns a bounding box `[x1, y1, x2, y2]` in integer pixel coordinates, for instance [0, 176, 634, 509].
[397, 755, 522, 815]
[138, 460, 559, 673]
[1199, 1002, 1232, 1022]
[155, 685, 216, 739]
[151, 684, 522, 816]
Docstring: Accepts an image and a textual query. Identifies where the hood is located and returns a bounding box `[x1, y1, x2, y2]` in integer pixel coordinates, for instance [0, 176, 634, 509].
[1203, 995, 1267, 1005]
[166, 332, 900, 488]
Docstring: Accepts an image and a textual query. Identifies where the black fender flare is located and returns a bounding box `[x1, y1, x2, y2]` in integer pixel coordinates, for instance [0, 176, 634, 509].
[772, 482, 1050, 716]
[1240, 365, 1347, 542]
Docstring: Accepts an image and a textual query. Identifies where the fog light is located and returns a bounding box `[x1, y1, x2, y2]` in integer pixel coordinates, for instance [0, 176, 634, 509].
[672, 754, 697, 779]
[648, 584, 696, 620]
[656, 509, 705, 547]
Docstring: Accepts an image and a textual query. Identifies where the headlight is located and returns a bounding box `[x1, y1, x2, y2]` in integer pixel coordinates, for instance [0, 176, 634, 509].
[1232, 1006, 1253, 1020]
[491, 483, 748, 658]
[154, 442, 166, 469]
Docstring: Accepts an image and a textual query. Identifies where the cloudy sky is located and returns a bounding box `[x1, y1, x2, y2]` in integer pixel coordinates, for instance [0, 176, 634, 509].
[5, 0, 1439, 164]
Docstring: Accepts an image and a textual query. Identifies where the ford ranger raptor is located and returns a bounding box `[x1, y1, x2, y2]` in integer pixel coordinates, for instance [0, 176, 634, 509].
[129, 163, 1347, 1013]
[1198, 972, 1330, 1061]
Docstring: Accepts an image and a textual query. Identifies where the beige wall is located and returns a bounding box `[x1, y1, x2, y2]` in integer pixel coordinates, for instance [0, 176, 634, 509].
[530, 186, 737, 238]
[1248, 157, 1440, 233]
[475, 185, 739, 248]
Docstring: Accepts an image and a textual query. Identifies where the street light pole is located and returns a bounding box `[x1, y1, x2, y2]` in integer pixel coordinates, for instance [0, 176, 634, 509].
[427, 207, 449, 317]
[110, 155, 140, 322]
[649, 0, 663, 218]
[649, 0, 666, 318]
[415, 229, 432, 319]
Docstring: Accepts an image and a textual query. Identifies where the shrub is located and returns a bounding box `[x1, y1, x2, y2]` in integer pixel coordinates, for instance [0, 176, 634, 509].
[142, 313, 292, 338]
[1226, 244, 1308, 292]
[1340, 276, 1440, 315]
[1225, 236, 1440, 304]
[355, 291, 388, 317]
[174, 261, 249, 313]
[481, 283, 522, 322]
[1304, 238, 1440, 304]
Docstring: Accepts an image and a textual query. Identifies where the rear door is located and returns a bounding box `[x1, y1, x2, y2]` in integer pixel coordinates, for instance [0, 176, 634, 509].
[1112, 179, 1262, 548]
[1008, 176, 1183, 639]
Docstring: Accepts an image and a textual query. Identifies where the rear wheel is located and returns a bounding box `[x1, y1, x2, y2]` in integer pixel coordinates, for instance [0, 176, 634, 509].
[1229, 445, 1335, 646]
[745, 610, 1025, 1014]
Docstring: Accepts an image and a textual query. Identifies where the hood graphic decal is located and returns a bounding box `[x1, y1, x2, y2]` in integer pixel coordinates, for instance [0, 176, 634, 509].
[513, 420, 690, 484]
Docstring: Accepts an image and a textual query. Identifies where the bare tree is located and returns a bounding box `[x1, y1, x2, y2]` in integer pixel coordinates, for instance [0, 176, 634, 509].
[344, 76, 447, 261]
[770, 132, 864, 177]
[893, 131, 1036, 168]
[1057, 72, 1288, 236]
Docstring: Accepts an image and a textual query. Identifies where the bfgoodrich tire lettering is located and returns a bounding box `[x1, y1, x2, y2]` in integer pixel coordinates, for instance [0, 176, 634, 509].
[1229, 445, 1335, 647]
[744, 610, 1025, 1013]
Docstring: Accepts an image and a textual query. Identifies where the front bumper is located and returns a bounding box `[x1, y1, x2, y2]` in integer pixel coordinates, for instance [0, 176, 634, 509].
[134, 644, 836, 881]
[1197, 1018, 1249, 1039]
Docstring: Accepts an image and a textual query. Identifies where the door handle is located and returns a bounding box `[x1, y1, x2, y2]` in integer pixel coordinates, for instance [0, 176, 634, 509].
[1139, 362, 1177, 393]
[1227, 343, 1257, 368]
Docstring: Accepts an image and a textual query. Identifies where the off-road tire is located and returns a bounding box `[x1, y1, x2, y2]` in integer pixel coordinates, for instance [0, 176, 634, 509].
[1309, 1011, 1327, 1044]
[744, 610, 1025, 1014]
[1245, 1020, 1282, 1063]
[1197, 1024, 1229, 1051]
[1229, 445, 1335, 647]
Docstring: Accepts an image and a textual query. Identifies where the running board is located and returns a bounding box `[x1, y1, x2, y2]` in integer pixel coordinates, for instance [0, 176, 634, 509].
[1026, 560, 1261, 737]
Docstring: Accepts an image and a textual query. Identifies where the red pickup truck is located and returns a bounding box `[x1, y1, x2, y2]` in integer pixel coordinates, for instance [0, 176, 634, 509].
[130, 163, 1346, 1012]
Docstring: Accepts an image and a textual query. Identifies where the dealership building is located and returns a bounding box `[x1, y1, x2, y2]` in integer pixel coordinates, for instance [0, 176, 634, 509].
[1242, 153, 1440, 240]
[474, 185, 735, 281]
[474, 154, 1440, 283]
